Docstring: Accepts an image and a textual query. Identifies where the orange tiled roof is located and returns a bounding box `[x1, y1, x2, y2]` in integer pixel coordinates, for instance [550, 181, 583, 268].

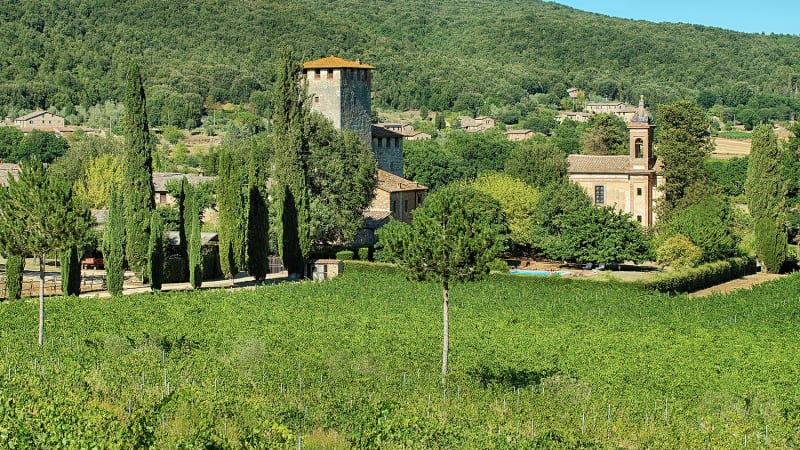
[303, 56, 374, 70]
[567, 155, 631, 173]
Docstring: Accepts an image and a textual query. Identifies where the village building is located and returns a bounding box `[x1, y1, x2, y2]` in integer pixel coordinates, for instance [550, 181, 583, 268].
[152, 172, 216, 206]
[505, 129, 536, 141]
[567, 96, 662, 226]
[376, 123, 415, 135]
[584, 101, 639, 122]
[13, 110, 65, 129]
[360, 169, 428, 243]
[555, 111, 590, 123]
[403, 130, 432, 140]
[458, 115, 495, 132]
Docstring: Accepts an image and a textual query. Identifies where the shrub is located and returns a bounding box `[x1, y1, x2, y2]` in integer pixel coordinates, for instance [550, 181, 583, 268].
[487, 258, 509, 272]
[357, 247, 370, 261]
[202, 248, 222, 280]
[642, 256, 757, 294]
[656, 235, 702, 269]
[335, 250, 354, 261]
[163, 256, 187, 283]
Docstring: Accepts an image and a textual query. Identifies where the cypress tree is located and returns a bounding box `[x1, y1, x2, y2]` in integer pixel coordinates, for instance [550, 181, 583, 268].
[187, 185, 203, 289]
[5, 251, 24, 300]
[104, 184, 125, 296]
[122, 61, 155, 281]
[176, 177, 189, 281]
[60, 245, 81, 296]
[217, 147, 244, 281]
[745, 124, 787, 273]
[272, 48, 312, 277]
[247, 139, 270, 280]
[148, 210, 164, 290]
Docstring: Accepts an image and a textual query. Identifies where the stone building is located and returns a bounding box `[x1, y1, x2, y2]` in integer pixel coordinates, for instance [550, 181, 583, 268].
[14, 110, 65, 129]
[567, 96, 662, 226]
[302, 56, 404, 178]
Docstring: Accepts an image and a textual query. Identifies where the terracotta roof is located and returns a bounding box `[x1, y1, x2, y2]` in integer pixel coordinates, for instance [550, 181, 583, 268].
[567, 155, 631, 173]
[371, 125, 403, 139]
[152, 172, 216, 192]
[505, 129, 533, 135]
[303, 56, 374, 70]
[375, 169, 427, 193]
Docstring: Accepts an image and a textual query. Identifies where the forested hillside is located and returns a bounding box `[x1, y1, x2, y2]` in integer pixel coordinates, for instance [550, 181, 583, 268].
[1, 0, 799, 124]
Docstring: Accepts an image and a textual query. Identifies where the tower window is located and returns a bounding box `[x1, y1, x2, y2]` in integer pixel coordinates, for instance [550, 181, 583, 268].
[636, 215, 642, 223]
[594, 186, 605, 205]
[314, 70, 320, 80]
[636, 187, 642, 196]
[327, 70, 333, 79]
[314, 96, 320, 103]
[634, 138, 644, 158]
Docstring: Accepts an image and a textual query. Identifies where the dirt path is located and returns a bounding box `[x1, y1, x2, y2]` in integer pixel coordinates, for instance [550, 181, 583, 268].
[689, 272, 783, 297]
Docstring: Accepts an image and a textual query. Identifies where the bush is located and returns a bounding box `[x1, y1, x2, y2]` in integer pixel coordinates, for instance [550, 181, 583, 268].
[656, 235, 702, 269]
[641, 256, 757, 294]
[202, 248, 222, 280]
[487, 258, 509, 272]
[163, 256, 188, 283]
[335, 250, 354, 261]
[357, 247, 370, 261]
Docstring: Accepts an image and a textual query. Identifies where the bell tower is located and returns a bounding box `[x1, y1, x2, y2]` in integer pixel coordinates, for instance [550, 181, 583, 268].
[628, 95, 655, 171]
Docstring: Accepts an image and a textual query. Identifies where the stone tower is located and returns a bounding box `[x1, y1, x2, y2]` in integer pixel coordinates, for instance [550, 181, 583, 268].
[302, 56, 374, 142]
[302, 56, 404, 177]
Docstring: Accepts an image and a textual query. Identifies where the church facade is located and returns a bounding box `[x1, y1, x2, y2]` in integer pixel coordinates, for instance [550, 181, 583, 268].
[567, 97, 662, 226]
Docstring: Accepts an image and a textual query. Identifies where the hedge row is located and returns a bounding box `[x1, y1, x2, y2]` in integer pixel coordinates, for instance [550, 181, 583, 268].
[163, 251, 222, 283]
[641, 256, 757, 294]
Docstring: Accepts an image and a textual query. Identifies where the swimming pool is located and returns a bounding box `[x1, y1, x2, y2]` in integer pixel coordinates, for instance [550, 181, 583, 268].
[510, 269, 570, 276]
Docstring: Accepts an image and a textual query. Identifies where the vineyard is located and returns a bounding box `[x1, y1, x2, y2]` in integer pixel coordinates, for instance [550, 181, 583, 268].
[1, 262, 799, 448]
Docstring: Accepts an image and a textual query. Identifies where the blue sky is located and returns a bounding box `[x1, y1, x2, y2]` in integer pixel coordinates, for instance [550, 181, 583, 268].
[548, 1, 798, 35]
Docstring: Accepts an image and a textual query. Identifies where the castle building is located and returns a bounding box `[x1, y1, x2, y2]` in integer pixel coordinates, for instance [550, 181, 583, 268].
[567, 96, 662, 226]
[302, 56, 404, 177]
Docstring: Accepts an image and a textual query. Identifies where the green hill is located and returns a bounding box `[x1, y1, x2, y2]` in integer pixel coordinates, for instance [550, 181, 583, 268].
[1, 0, 798, 123]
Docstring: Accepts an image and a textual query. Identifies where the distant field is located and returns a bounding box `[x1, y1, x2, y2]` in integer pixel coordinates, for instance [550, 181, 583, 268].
[717, 131, 753, 139]
[1, 263, 799, 448]
[712, 137, 751, 159]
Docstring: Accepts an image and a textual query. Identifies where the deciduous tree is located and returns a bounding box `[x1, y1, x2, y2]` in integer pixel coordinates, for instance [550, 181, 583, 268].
[504, 140, 566, 188]
[378, 185, 508, 380]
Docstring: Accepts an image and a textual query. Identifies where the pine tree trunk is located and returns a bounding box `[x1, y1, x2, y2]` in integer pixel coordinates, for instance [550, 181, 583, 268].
[38, 253, 45, 346]
[442, 278, 449, 382]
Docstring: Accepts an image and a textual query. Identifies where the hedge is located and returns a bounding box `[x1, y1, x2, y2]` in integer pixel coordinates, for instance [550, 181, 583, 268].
[162, 250, 222, 283]
[335, 250, 354, 260]
[641, 256, 757, 294]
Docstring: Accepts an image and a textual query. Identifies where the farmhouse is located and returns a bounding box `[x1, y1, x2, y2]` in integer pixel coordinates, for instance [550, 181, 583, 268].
[359, 169, 428, 243]
[13, 110, 65, 129]
[567, 96, 662, 226]
[152, 172, 216, 206]
[505, 129, 536, 141]
[458, 115, 495, 132]
[584, 101, 638, 122]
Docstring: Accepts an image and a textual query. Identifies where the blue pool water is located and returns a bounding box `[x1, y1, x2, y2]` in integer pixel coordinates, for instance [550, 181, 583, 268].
[510, 269, 569, 276]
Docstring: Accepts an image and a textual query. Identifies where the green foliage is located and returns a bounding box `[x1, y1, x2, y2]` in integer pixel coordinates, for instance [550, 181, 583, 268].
[187, 184, 203, 289]
[306, 115, 377, 245]
[655, 100, 713, 218]
[123, 62, 155, 279]
[550, 119, 586, 155]
[0, 126, 23, 161]
[12, 130, 68, 163]
[469, 173, 540, 247]
[103, 185, 125, 296]
[378, 185, 508, 285]
[704, 157, 748, 197]
[47, 134, 124, 188]
[357, 247, 370, 261]
[217, 147, 245, 280]
[4, 251, 24, 300]
[656, 234, 703, 269]
[402, 139, 464, 190]
[746, 124, 787, 273]
[581, 113, 628, 155]
[72, 153, 125, 209]
[247, 137, 270, 281]
[530, 182, 593, 252]
[545, 204, 652, 265]
[642, 256, 757, 293]
[657, 196, 739, 263]
[162, 256, 187, 284]
[272, 49, 312, 276]
[504, 140, 566, 189]
[335, 250, 354, 261]
[148, 210, 164, 291]
[486, 258, 509, 272]
[174, 177, 189, 282]
[0, 159, 92, 344]
[60, 245, 81, 296]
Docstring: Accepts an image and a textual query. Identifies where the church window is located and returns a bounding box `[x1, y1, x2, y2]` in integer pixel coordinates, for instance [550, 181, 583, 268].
[594, 186, 605, 205]
[635, 138, 644, 158]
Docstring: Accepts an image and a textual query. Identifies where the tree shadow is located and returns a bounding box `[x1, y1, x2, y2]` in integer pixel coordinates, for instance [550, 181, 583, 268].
[468, 364, 560, 389]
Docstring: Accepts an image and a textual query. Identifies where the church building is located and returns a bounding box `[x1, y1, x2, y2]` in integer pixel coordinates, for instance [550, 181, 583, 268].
[567, 96, 662, 226]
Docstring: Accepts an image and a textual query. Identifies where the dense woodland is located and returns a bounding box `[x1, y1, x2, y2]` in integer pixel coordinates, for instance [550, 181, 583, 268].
[1, 0, 799, 127]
